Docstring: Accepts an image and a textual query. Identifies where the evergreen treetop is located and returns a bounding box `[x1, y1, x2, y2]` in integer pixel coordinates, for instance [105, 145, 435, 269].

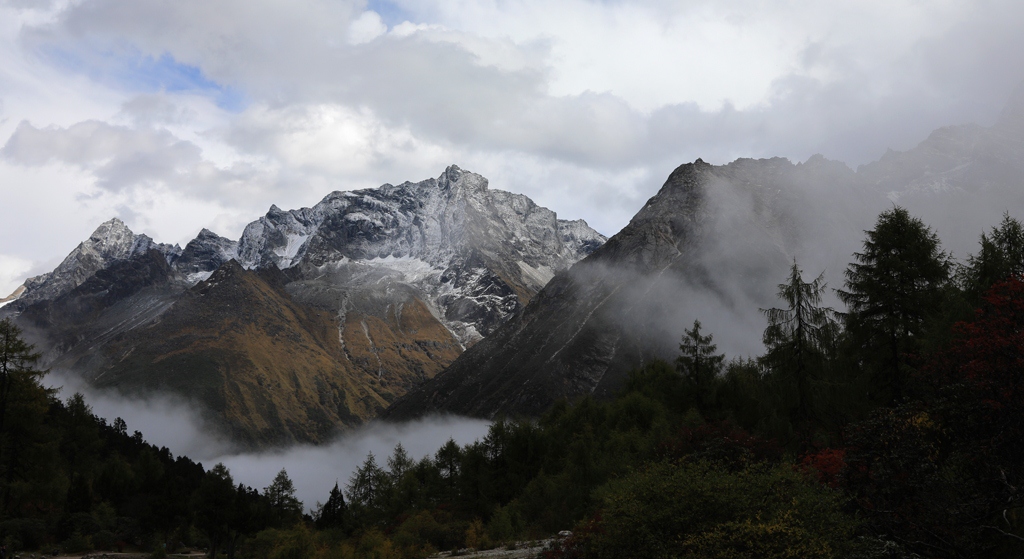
[760, 261, 840, 422]
[838, 206, 950, 403]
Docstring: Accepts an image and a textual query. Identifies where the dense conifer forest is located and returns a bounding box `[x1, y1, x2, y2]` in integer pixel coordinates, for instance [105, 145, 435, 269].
[2, 206, 1023, 558]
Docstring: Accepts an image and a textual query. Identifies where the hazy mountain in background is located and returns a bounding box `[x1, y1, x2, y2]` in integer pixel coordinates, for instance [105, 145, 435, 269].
[1, 166, 604, 446]
[386, 89, 1024, 420]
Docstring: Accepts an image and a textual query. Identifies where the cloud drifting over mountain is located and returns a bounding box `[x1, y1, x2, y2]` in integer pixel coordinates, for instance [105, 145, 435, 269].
[1, 0, 1023, 295]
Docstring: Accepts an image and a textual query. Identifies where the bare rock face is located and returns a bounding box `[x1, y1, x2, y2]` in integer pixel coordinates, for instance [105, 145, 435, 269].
[4, 166, 604, 447]
[16, 218, 181, 306]
[173, 229, 239, 282]
[232, 165, 606, 345]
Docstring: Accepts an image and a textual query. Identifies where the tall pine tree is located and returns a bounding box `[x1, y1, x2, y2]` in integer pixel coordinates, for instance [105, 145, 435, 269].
[838, 207, 949, 404]
[677, 320, 725, 414]
[961, 212, 1024, 301]
[264, 468, 303, 526]
[313, 482, 348, 531]
[760, 261, 840, 423]
[0, 318, 54, 515]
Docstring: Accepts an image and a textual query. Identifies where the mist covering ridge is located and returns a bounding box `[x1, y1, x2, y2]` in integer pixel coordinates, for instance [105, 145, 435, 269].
[388, 97, 1024, 420]
[5, 91, 1024, 447]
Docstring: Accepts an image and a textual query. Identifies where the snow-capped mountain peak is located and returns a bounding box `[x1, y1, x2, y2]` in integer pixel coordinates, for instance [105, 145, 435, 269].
[7, 166, 605, 350]
[17, 218, 181, 306]
[226, 165, 606, 344]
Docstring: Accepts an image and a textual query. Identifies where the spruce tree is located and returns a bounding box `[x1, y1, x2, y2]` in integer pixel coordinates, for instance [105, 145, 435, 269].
[961, 212, 1024, 300]
[0, 318, 43, 443]
[386, 443, 414, 482]
[434, 438, 462, 505]
[264, 468, 303, 526]
[193, 463, 235, 559]
[676, 319, 725, 414]
[346, 452, 390, 525]
[314, 482, 348, 531]
[838, 207, 949, 403]
[0, 318, 52, 514]
[760, 261, 840, 423]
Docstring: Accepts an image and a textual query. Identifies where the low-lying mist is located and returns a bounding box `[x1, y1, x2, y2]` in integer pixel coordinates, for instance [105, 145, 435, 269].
[212, 417, 491, 512]
[46, 371, 491, 512]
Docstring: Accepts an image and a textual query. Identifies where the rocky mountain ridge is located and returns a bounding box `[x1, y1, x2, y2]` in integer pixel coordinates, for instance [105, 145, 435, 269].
[231, 165, 604, 344]
[3, 166, 605, 445]
[8, 165, 605, 346]
[16, 217, 182, 306]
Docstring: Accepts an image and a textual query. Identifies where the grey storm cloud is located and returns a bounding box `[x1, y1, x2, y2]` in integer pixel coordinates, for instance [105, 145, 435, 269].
[3, 0, 1024, 293]
[2, 120, 200, 174]
[17, 0, 1024, 174]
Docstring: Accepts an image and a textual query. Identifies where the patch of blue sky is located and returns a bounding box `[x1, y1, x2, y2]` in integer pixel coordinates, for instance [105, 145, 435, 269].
[128, 54, 247, 112]
[46, 48, 248, 112]
[366, 0, 415, 27]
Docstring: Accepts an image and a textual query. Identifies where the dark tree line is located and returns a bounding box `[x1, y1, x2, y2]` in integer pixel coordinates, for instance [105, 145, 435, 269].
[0, 318, 304, 557]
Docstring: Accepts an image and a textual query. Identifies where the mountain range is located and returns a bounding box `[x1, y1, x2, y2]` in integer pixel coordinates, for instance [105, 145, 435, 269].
[1, 166, 604, 446]
[4, 89, 1024, 443]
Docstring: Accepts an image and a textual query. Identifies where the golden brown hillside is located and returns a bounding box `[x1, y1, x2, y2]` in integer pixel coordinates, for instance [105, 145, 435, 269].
[90, 261, 462, 447]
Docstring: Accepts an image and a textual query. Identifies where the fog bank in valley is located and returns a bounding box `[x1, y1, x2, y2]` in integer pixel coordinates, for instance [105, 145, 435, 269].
[46, 371, 491, 512]
[211, 417, 491, 513]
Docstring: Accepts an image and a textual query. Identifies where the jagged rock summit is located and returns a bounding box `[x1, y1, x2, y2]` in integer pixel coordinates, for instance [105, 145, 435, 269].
[232, 165, 606, 344]
[9, 165, 605, 346]
[3, 166, 604, 446]
[174, 228, 239, 282]
[16, 217, 181, 306]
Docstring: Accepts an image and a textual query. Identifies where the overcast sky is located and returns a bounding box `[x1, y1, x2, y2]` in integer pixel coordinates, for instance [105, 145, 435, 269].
[1, 0, 1023, 296]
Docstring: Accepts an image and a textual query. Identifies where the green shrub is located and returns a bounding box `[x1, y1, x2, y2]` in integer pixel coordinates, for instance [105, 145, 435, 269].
[63, 531, 94, 554]
[93, 529, 117, 551]
[0, 518, 46, 550]
[486, 506, 514, 544]
[580, 461, 857, 559]
[391, 510, 443, 556]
